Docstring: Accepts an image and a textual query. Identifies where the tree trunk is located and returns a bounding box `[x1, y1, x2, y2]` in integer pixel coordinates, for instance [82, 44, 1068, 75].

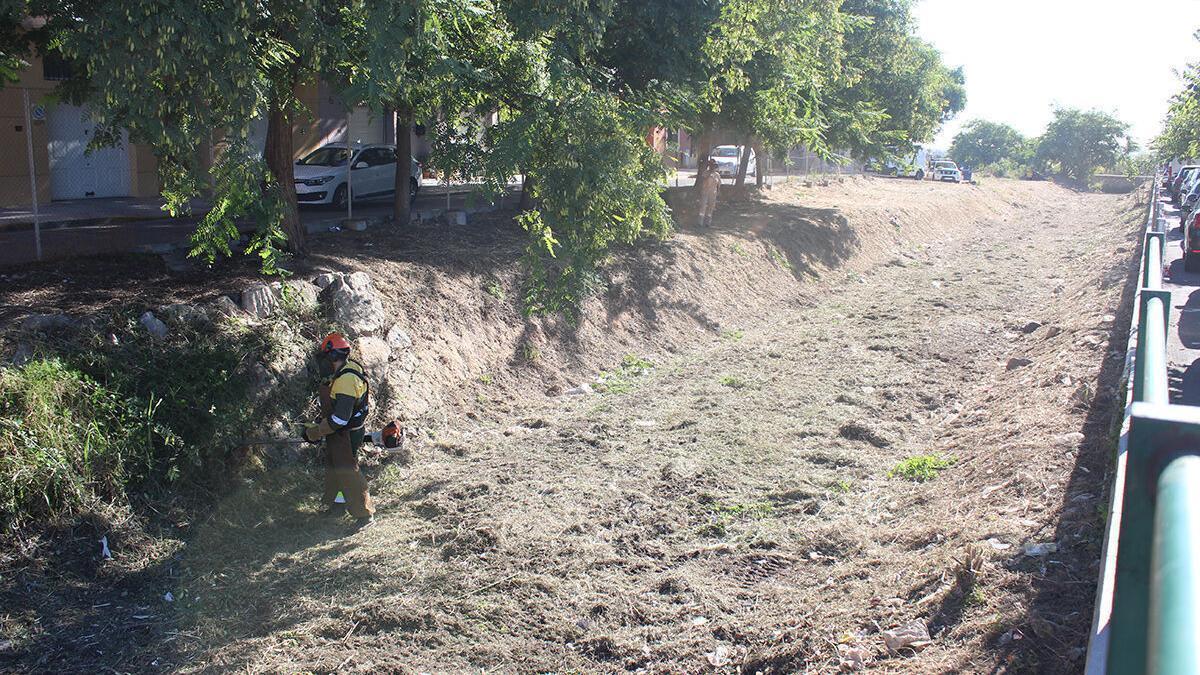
[754, 141, 765, 188]
[735, 134, 752, 187]
[264, 95, 304, 253]
[520, 174, 534, 211]
[692, 127, 712, 196]
[392, 107, 414, 226]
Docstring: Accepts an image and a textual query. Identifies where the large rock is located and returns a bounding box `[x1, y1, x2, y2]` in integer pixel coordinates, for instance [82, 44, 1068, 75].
[208, 295, 242, 318]
[386, 323, 413, 351]
[21, 313, 73, 332]
[327, 271, 386, 335]
[355, 336, 392, 375]
[395, 350, 419, 374]
[159, 303, 207, 326]
[312, 272, 341, 290]
[240, 283, 280, 319]
[139, 311, 169, 340]
[280, 280, 320, 310]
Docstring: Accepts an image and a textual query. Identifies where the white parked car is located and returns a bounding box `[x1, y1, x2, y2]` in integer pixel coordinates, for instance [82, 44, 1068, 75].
[293, 143, 421, 208]
[932, 160, 962, 183]
[710, 145, 757, 178]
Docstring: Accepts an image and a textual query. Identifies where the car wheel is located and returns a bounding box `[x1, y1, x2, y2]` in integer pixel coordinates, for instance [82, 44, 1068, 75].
[331, 184, 349, 210]
[915, 170, 924, 181]
[409, 177, 419, 207]
[1187, 249, 1200, 273]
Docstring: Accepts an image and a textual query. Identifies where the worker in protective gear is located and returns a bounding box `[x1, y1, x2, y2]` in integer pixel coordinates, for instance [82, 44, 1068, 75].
[303, 332, 376, 528]
[697, 158, 721, 228]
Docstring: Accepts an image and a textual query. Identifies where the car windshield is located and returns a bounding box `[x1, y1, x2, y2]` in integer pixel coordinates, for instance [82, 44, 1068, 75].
[711, 147, 739, 157]
[935, 162, 956, 168]
[298, 147, 350, 167]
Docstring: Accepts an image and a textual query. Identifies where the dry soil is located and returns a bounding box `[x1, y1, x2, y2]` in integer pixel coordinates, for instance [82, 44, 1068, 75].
[3, 177, 1146, 673]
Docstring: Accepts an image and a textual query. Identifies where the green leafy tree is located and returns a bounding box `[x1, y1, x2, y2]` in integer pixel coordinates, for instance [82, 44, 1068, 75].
[828, 0, 965, 160]
[342, 0, 498, 226]
[14, 0, 973, 317]
[1155, 35, 1200, 161]
[55, 0, 355, 266]
[0, 5, 33, 84]
[1035, 107, 1131, 181]
[467, 2, 674, 317]
[948, 120, 1026, 170]
[652, 0, 862, 187]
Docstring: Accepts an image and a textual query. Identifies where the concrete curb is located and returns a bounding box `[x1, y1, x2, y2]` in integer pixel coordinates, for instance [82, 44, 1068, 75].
[0, 185, 487, 233]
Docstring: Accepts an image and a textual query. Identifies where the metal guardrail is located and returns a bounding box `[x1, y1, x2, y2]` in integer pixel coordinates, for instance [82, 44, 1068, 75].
[1087, 177, 1200, 674]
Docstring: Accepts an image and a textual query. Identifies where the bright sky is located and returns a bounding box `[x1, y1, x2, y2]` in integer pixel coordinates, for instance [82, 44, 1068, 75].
[915, 0, 1200, 151]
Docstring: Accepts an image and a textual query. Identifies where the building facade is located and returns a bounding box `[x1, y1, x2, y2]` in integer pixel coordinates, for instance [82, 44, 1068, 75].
[0, 58, 426, 208]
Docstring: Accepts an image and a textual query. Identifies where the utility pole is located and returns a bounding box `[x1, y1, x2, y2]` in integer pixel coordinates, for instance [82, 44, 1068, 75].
[345, 109, 353, 222]
[22, 88, 40, 261]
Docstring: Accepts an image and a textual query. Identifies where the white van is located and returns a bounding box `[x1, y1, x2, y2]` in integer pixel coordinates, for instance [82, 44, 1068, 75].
[880, 147, 929, 180]
[710, 145, 758, 178]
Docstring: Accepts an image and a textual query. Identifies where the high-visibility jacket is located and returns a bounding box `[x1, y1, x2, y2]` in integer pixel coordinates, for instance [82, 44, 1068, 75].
[327, 358, 370, 431]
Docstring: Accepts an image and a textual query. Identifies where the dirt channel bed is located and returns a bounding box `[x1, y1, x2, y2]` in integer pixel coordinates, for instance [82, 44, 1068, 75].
[4, 177, 1144, 673]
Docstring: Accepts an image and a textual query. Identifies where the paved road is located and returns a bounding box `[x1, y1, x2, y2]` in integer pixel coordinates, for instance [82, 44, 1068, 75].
[1157, 194, 1200, 405]
[0, 187, 508, 268]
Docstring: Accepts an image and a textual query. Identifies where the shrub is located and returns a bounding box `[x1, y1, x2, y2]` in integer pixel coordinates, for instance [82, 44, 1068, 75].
[595, 354, 655, 394]
[888, 454, 956, 482]
[0, 359, 154, 530]
[720, 375, 746, 388]
[61, 317, 272, 477]
[2, 311, 298, 534]
[984, 159, 1028, 179]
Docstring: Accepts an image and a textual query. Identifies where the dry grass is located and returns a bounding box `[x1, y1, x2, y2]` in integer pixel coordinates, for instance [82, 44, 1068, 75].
[1, 178, 1143, 673]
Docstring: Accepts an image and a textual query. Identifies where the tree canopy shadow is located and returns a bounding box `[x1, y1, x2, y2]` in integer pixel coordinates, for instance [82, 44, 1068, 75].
[0, 464, 393, 673]
[1016, 220, 1141, 673]
[597, 188, 857, 330]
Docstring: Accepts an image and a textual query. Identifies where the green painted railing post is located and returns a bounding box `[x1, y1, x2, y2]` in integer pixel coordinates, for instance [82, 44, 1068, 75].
[1144, 231, 1164, 290]
[1134, 290, 1171, 404]
[1110, 404, 1200, 673]
[1149, 455, 1200, 674]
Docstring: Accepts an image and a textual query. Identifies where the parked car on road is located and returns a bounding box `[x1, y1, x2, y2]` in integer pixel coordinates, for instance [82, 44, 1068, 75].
[1172, 165, 1200, 202]
[904, 148, 930, 180]
[864, 158, 897, 176]
[933, 160, 962, 183]
[710, 145, 757, 179]
[294, 143, 421, 209]
[865, 147, 930, 180]
[1183, 209, 1200, 273]
[1182, 181, 1200, 225]
[1178, 172, 1200, 214]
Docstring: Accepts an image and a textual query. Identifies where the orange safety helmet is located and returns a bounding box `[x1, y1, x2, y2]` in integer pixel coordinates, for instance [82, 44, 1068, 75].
[318, 332, 352, 358]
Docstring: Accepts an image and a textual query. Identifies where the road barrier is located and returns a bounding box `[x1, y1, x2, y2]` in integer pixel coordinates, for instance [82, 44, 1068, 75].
[1087, 177, 1200, 674]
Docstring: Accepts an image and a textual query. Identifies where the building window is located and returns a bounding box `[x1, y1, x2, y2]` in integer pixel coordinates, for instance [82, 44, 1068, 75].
[42, 52, 74, 81]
